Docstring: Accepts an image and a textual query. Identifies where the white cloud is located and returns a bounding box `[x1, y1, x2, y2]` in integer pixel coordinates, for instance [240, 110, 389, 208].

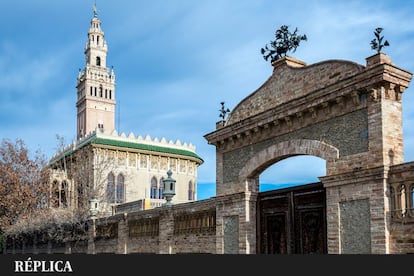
[0, 42, 57, 91]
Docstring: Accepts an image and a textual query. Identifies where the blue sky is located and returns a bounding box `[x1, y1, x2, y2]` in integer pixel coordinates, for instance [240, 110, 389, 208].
[1, 0, 414, 200]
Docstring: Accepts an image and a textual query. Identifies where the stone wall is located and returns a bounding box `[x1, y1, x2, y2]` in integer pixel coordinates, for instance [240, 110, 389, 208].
[388, 161, 414, 253]
[320, 166, 390, 254]
[4, 162, 414, 255]
[4, 197, 219, 254]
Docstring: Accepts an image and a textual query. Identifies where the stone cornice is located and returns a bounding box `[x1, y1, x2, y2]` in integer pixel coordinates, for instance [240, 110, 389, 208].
[204, 54, 412, 149]
[319, 165, 389, 188]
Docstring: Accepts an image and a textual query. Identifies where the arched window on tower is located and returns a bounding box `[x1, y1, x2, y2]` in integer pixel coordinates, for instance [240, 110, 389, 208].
[401, 184, 407, 217]
[159, 177, 164, 199]
[188, 181, 194, 200]
[99, 85, 103, 97]
[150, 177, 157, 199]
[107, 172, 115, 203]
[116, 174, 125, 203]
[96, 56, 101, 66]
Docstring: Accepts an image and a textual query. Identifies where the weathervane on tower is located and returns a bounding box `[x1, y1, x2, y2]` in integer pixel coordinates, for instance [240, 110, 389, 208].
[93, 2, 98, 17]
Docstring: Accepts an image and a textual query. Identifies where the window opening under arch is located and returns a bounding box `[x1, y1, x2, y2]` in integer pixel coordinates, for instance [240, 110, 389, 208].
[107, 172, 115, 203]
[77, 183, 84, 209]
[159, 177, 164, 199]
[116, 174, 125, 203]
[61, 181, 68, 207]
[411, 185, 414, 212]
[188, 181, 194, 200]
[150, 177, 157, 199]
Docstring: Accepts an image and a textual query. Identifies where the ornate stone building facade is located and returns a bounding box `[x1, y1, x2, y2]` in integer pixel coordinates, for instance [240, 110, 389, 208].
[204, 53, 414, 254]
[5, 9, 414, 254]
[47, 9, 203, 216]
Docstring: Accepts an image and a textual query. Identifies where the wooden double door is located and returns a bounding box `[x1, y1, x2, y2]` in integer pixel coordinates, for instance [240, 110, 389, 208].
[257, 182, 327, 254]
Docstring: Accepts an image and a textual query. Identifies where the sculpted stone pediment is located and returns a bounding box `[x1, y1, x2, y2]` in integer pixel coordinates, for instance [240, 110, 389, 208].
[226, 56, 364, 125]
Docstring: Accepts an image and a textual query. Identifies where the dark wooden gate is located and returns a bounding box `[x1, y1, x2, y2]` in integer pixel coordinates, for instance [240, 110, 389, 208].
[257, 182, 327, 254]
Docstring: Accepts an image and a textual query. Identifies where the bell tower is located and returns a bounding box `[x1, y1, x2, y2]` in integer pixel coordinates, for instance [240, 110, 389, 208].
[76, 5, 116, 140]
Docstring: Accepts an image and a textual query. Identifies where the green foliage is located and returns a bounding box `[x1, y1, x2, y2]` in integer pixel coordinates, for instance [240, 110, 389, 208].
[261, 25, 307, 63]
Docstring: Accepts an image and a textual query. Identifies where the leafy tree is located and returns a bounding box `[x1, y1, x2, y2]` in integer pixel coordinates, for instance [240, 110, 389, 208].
[3, 134, 130, 249]
[0, 138, 49, 233]
[261, 25, 307, 63]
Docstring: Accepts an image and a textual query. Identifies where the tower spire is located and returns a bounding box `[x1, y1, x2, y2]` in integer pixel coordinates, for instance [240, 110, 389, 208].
[76, 6, 116, 140]
[93, 2, 98, 18]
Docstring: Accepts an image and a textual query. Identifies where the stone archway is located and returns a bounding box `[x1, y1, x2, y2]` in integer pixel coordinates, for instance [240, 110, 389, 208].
[238, 139, 336, 254]
[239, 139, 338, 181]
[205, 53, 412, 254]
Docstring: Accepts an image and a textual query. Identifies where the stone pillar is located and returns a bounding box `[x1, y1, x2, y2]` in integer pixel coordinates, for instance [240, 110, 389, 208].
[1, 236, 4, 254]
[215, 150, 224, 196]
[117, 213, 128, 254]
[65, 242, 72, 254]
[33, 235, 37, 254]
[321, 166, 390, 254]
[158, 207, 174, 254]
[47, 240, 52, 254]
[87, 219, 96, 254]
[366, 84, 404, 167]
[215, 191, 258, 254]
[365, 53, 410, 168]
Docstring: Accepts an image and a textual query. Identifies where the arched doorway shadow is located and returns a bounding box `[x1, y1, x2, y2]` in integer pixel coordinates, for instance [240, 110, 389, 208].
[237, 139, 337, 254]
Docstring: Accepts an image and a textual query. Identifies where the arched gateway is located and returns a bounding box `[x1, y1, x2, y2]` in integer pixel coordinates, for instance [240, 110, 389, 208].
[204, 53, 413, 254]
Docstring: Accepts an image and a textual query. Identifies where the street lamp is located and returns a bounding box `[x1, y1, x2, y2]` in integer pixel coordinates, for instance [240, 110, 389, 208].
[89, 197, 99, 218]
[162, 170, 176, 206]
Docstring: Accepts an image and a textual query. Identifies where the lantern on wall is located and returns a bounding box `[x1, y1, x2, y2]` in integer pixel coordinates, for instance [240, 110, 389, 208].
[162, 169, 176, 206]
[89, 197, 99, 218]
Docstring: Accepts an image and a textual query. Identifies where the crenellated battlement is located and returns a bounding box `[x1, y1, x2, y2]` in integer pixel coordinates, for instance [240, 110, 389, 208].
[49, 128, 197, 164]
[95, 128, 197, 152]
